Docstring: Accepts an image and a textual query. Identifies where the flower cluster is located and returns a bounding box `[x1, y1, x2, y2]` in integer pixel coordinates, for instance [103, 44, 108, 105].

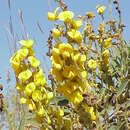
[47, 3, 122, 127]
[7, 1, 127, 130]
[10, 39, 53, 123]
[48, 8, 96, 123]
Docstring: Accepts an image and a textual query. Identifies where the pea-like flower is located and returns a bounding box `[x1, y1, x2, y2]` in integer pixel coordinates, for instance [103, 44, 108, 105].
[89, 107, 96, 121]
[27, 99, 36, 111]
[88, 59, 97, 70]
[19, 39, 34, 48]
[28, 56, 40, 68]
[20, 97, 27, 104]
[102, 49, 109, 65]
[52, 28, 61, 38]
[32, 90, 43, 102]
[62, 65, 77, 79]
[97, 5, 106, 15]
[51, 68, 63, 81]
[67, 29, 82, 44]
[48, 7, 59, 21]
[71, 19, 82, 29]
[24, 82, 36, 96]
[34, 68, 46, 86]
[59, 43, 73, 58]
[104, 37, 112, 48]
[18, 69, 32, 82]
[70, 90, 83, 106]
[37, 106, 45, 117]
[58, 11, 74, 22]
[17, 47, 29, 60]
[51, 47, 63, 70]
[10, 53, 21, 71]
[57, 108, 64, 117]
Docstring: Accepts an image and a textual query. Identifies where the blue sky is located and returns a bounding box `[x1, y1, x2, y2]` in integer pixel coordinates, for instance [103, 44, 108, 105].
[0, 0, 130, 92]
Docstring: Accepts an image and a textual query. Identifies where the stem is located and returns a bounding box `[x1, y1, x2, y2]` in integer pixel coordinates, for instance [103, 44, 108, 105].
[108, 0, 112, 20]
[51, 78, 58, 106]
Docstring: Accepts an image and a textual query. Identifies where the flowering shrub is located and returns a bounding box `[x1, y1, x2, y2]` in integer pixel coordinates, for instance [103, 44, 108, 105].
[1, 0, 129, 130]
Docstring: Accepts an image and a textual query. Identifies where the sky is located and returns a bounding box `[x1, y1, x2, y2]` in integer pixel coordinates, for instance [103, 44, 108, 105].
[0, 0, 130, 93]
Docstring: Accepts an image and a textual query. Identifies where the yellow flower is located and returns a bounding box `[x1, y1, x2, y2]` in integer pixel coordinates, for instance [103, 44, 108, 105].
[73, 52, 80, 62]
[62, 65, 77, 79]
[59, 43, 73, 58]
[34, 69, 46, 86]
[51, 56, 63, 70]
[88, 59, 97, 70]
[28, 48, 35, 56]
[52, 28, 61, 38]
[89, 107, 96, 120]
[47, 92, 54, 101]
[10, 53, 20, 70]
[37, 106, 45, 117]
[104, 38, 112, 48]
[88, 32, 95, 40]
[71, 19, 82, 29]
[52, 47, 60, 56]
[32, 90, 42, 102]
[51, 47, 63, 70]
[80, 54, 86, 62]
[46, 116, 51, 125]
[102, 49, 109, 58]
[20, 97, 27, 104]
[17, 47, 29, 60]
[28, 56, 40, 68]
[67, 29, 82, 44]
[97, 5, 106, 15]
[82, 103, 96, 120]
[24, 82, 36, 96]
[58, 108, 64, 117]
[27, 100, 36, 111]
[18, 69, 32, 82]
[58, 11, 74, 22]
[16, 84, 24, 91]
[98, 22, 105, 33]
[48, 12, 55, 21]
[78, 54, 86, 67]
[102, 49, 109, 65]
[86, 80, 91, 93]
[64, 118, 72, 130]
[48, 7, 59, 21]
[19, 39, 34, 48]
[71, 90, 83, 105]
[51, 68, 63, 81]
[81, 71, 87, 78]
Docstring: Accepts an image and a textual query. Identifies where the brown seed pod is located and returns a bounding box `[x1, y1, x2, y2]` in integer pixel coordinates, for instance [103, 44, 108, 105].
[0, 84, 3, 91]
[46, 31, 53, 57]
[0, 93, 3, 112]
[57, 0, 67, 11]
[113, 0, 118, 4]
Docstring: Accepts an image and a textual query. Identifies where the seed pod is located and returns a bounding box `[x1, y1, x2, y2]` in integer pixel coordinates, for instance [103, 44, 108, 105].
[0, 93, 3, 112]
[0, 84, 3, 91]
[113, 0, 118, 4]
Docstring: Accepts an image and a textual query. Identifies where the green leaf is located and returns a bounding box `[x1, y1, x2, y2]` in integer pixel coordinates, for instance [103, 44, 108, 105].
[100, 87, 106, 96]
[120, 100, 130, 108]
[56, 96, 69, 106]
[117, 79, 129, 97]
[18, 114, 25, 130]
[108, 121, 125, 130]
[108, 125, 117, 130]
